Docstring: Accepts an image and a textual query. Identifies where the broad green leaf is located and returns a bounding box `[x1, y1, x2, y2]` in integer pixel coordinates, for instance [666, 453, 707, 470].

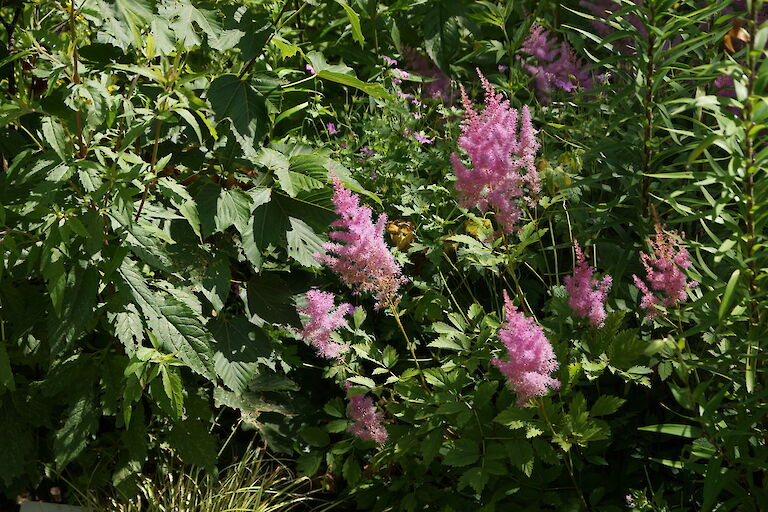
[208, 74, 268, 146]
[118, 260, 216, 381]
[246, 273, 300, 327]
[167, 418, 217, 470]
[54, 392, 98, 469]
[159, 0, 244, 51]
[210, 318, 270, 394]
[213, 387, 290, 417]
[0, 341, 14, 391]
[286, 217, 324, 268]
[444, 439, 479, 467]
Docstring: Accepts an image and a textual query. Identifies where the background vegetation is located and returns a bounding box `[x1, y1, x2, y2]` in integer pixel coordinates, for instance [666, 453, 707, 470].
[0, 0, 766, 510]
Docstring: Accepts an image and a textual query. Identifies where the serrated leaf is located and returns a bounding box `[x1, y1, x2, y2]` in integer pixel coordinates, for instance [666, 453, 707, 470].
[161, 366, 184, 420]
[444, 439, 479, 467]
[208, 74, 267, 146]
[118, 260, 216, 381]
[54, 392, 98, 469]
[286, 217, 324, 268]
[211, 317, 270, 394]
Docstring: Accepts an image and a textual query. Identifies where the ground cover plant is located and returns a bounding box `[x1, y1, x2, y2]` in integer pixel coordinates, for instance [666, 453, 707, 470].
[0, 0, 767, 510]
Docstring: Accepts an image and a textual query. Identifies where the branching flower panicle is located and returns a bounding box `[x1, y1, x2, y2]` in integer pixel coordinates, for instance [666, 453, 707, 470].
[450, 70, 541, 233]
[492, 291, 560, 406]
[346, 382, 388, 444]
[298, 290, 353, 359]
[632, 225, 698, 319]
[564, 240, 613, 327]
[315, 177, 406, 308]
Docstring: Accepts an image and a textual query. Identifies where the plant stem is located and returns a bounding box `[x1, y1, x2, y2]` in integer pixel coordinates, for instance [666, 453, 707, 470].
[389, 303, 426, 387]
[69, 0, 85, 158]
[538, 398, 590, 511]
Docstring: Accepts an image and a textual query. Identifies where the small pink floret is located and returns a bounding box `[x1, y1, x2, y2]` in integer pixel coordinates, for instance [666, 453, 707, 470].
[564, 240, 612, 327]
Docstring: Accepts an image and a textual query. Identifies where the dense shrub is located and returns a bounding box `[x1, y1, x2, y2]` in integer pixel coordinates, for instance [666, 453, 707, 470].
[0, 1, 766, 511]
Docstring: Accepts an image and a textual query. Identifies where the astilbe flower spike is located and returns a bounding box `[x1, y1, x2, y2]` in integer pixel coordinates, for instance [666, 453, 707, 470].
[632, 225, 698, 319]
[564, 240, 612, 327]
[315, 177, 406, 309]
[297, 290, 353, 359]
[492, 291, 560, 406]
[450, 70, 541, 233]
[345, 382, 388, 444]
[519, 25, 598, 102]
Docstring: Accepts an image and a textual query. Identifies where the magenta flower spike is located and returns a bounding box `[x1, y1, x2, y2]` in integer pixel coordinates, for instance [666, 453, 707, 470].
[450, 70, 541, 233]
[492, 291, 560, 406]
[632, 225, 698, 319]
[346, 382, 388, 444]
[315, 177, 406, 309]
[297, 290, 353, 359]
[564, 240, 613, 327]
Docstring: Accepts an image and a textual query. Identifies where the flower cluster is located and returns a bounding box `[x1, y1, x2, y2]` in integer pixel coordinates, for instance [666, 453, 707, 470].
[346, 382, 388, 444]
[450, 70, 540, 233]
[632, 225, 698, 319]
[564, 241, 612, 327]
[492, 291, 560, 406]
[297, 290, 353, 359]
[315, 177, 406, 308]
[519, 25, 598, 102]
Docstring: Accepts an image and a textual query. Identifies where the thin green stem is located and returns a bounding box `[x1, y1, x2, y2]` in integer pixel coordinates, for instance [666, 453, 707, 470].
[389, 303, 426, 387]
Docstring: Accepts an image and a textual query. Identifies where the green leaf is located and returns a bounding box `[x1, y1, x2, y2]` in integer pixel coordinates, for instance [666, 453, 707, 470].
[213, 387, 290, 417]
[306, 51, 392, 100]
[118, 260, 216, 381]
[286, 217, 324, 268]
[335, 0, 364, 46]
[167, 418, 217, 470]
[161, 366, 184, 420]
[342, 456, 362, 486]
[54, 392, 98, 469]
[300, 426, 330, 447]
[208, 74, 268, 147]
[638, 423, 702, 438]
[0, 341, 14, 392]
[444, 439, 479, 467]
[246, 273, 300, 327]
[159, 0, 244, 51]
[297, 451, 322, 476]
[718, 269, 740, 321]
[210, 317, 270, 394]
[590, 395, 626, 417]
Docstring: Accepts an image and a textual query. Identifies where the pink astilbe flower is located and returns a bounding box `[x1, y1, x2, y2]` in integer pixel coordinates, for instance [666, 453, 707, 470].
[450, 70, 541, 233]
[298, 290, 353, 359]
[315, 177, 406, 308]
[519, 25, 597, 102]
[632, 225, 698, 319]
[492, 291, 560, 406]
[564, 241, 612, 327]
[346, 382, 388, 444]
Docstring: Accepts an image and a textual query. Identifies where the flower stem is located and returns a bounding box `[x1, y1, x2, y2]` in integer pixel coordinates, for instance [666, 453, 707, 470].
[390, 303, 426, 387]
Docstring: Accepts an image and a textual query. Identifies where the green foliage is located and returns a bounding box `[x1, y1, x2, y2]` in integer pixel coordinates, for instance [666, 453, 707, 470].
[0, 0, 766, 511]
